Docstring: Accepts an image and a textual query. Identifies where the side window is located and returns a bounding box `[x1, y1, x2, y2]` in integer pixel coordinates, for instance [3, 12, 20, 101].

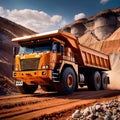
[52, 42, 57, 52]
[52, 42, 64, 53]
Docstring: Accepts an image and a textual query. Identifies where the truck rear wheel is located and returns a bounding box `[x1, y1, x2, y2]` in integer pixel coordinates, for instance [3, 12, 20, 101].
[88, 71, 101, 91]
[55, 67, 76, 94]
[101, 72, 108, 90]
[18, 82, 38, 94]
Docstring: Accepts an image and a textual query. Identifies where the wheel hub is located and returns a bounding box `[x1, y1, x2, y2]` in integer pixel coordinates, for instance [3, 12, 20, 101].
[67, 74, 73, 88]
[96, 76, 100, 84]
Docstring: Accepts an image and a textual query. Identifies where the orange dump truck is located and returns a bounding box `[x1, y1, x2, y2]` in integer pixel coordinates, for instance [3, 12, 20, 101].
[12, 30, 111, 94]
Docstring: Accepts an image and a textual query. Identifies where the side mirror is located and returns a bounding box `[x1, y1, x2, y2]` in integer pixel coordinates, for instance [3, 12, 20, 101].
[13, 47, 17, 57]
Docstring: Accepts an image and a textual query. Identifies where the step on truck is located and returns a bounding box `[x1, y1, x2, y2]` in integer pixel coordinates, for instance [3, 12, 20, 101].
[12, 30, 111, 94]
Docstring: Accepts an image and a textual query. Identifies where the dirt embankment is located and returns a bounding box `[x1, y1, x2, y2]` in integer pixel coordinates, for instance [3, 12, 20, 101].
[107, 53, 120, 90]
[0, 17, 36, 95]
[0, 74, 18, 95]
[0, 17, 36, 77]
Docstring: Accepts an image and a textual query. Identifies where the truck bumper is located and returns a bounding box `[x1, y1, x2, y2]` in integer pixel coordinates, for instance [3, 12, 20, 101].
[13, 70, 53, 85]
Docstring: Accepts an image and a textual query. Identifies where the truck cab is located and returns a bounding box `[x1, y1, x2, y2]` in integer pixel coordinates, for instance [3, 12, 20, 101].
[13, 31, 78, 94]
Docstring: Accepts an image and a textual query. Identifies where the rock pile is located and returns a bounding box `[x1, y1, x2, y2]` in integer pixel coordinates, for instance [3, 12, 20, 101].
[0, 74, 19, 96]
[68, 97, 120, 120]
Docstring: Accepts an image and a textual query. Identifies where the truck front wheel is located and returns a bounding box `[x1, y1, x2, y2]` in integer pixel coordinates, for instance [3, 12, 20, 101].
[18, 82, 38, 94]
[55, 67, 76, 94]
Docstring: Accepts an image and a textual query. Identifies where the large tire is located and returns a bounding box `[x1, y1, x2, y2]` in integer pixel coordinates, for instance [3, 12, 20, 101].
[55, 67, 77, 94]
[101, 72, 108, 90]
[88, 71, 101, 91]
[18, 82, 38, 94]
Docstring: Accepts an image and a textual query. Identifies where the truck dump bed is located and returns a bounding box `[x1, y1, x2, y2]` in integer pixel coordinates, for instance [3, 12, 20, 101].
[58, 30, 111, 71]
[12, 30, 111, 71]
[78, 44, 111, 70]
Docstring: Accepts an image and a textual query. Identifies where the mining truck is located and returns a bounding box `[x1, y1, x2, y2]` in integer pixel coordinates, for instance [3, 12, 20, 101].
[12, 30, 111, 94]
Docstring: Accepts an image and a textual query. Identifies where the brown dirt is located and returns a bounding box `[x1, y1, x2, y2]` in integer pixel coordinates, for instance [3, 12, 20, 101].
[0, 89, 119, 120]
[0, 74, 19, 96]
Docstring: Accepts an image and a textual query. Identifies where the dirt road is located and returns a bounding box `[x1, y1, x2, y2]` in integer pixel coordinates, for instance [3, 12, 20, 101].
[0, 89, 120, 120]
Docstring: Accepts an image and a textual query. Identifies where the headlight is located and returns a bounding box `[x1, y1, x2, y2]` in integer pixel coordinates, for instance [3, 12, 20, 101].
[15, 67, 18, 71]
[42, 65, 49, 69]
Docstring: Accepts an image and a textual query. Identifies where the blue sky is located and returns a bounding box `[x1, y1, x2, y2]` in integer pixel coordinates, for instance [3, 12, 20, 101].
[0, 0, 120, 32]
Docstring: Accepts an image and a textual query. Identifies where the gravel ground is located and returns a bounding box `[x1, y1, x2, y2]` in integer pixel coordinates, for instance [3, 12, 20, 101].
[67, 96, 120, 120]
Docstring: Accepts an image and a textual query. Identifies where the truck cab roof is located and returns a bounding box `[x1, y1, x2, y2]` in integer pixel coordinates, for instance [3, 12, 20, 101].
[12, 30, 76, 45]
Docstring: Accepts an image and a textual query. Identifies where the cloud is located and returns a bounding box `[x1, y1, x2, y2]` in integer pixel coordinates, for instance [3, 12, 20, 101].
[0, 6, 67, 32]
[74, 13, 86, 20]
[100, 0, 110, 4]
[60, 20, 68, 27]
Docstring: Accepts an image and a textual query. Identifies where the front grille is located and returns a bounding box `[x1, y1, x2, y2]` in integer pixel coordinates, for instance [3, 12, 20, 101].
[20, 58, 40, 71]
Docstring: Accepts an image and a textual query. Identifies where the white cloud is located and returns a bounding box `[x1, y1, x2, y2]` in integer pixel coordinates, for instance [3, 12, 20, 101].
[0, 6, 67, 32]
[0, 7, 4, 15]
[60, 20, 67, 27]
[74, 13, 86, 20]
[100, 0, 110, 4]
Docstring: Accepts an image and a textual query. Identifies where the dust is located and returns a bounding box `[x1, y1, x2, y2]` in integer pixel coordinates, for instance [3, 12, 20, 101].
[107, 53, 120, 90]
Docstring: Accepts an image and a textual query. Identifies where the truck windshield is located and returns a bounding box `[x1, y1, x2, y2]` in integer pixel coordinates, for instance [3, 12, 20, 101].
[19, 40, 52, 54]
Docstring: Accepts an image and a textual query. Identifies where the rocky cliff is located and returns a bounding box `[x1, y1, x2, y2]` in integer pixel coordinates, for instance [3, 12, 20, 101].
[0, 16, 36, 95]
[63, 7, 120, 41]
[0, 17, 36, 77]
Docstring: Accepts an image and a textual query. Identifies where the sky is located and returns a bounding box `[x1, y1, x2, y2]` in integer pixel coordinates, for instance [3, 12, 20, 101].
[0, 0, 120, 33]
